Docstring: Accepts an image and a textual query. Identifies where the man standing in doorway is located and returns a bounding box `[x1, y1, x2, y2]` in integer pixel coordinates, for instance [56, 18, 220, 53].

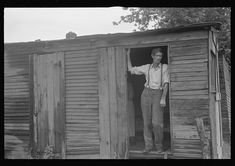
[127, 48, 169, 154]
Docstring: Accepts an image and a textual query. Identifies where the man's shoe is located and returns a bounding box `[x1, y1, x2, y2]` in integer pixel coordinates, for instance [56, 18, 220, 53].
[142, 148, 152, 154]
[155, 144, 163, 153]
[156, 148, 164, 153]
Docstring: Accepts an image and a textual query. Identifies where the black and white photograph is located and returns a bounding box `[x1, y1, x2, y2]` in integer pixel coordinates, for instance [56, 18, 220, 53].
[4, 7, 231, 159]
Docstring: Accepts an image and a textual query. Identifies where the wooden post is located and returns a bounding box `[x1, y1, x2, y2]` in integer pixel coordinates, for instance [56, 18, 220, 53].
[195, 118, 210, 159]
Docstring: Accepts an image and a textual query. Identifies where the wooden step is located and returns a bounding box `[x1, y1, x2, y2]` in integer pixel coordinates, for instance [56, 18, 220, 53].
[129, 150, 173, 159]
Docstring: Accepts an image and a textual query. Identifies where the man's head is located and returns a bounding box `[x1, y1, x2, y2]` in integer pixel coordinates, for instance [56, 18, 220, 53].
[151, 48, 163, 64]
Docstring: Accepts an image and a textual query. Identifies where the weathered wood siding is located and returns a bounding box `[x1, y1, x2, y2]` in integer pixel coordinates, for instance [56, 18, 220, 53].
[4, 52, 30, 158]
[218, 55, 231, 143]
[169, 38, 210, 159]
[32, 53, 65, 157]
[98, 47, 128, 159]
[64, 49, 100, 159]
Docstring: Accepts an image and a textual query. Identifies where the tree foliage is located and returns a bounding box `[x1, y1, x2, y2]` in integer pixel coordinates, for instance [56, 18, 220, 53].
[113, 8, 231, 69]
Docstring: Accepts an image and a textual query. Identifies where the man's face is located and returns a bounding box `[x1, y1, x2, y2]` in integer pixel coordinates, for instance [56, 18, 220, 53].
[152, 52, 162, 64]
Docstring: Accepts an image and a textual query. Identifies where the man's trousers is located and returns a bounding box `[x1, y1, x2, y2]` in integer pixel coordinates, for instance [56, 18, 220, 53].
[141, 87, 163, 150]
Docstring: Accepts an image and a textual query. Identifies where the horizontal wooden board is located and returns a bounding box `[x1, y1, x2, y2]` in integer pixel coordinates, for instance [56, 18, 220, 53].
[65, 60, 98, 65]
[65, 49, 98, 55]
[65, 79, 98, 84]
[65, 71, 98, 77]
[170, 45, 207, 56]
[173, 138, 201, 144]
[66, 97, 98, 102]
[170, 61, 207, 69]
[4, 101, 29, 105]
[4, 108, 29, 112]
[66, 119, 99, 124]
[66, 128, 99, 132]
[173, 153, 202, 159]
[4, 57, 28, 62]
[4, 105, 29, 109]
[66, 107, 98, 111]
[5, 54, 29, 60]
[65, 63, 98, 69]
[173, 124, 209, 131]
[169, 53, 207, 61]
[170, 81, 208, 91]
[4, 89, 29, 93]
[170, 59, 208, 65]
[66, 101, 99, 105]
[66, 146, 100, 151]
[66, 124, 99, 128]
[66, 94, 99, 98]
[4, 113, 30, 117]
[66, 90, 98, 94]
[171, 108, 209, 118]
[170, 66, 207, 73]
[66, 132, 99, 137]
[171, 95, 209, 100]
[66, 84, 98, 88]
[4, 86, 29, 90]
[65, 56, 98, 62]
[171, 116, 196, 126]
[173, 130, 199, 139]
[170, 99, 209, 108]
[65, 67, 98, 73]
[66, 150, 100, 155]
[65, 75, 98, 80]
[170, 38, 208, 48]
[170, 71, 207, 77]
[4, 61, 29, 67]
[173, 148, 202, 154]
[66, 116, 99, 120]
[171, 90, 208, 96]
[170, 75, 208, 82]
[66, 154, 100, 159]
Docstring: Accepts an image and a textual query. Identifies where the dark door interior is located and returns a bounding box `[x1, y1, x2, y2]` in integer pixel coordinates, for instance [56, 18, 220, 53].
[127, 46, 171, 152]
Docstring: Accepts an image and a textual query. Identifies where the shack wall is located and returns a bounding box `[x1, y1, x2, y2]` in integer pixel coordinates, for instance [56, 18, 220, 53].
[169, 38, 210, 159]
[64, 49, 100, 159]
[4, 26, 215, 159]
[4, 52, 30, 158]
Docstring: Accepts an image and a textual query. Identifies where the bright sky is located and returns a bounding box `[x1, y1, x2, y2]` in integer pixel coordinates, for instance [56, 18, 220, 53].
[4, 7, 136, 43]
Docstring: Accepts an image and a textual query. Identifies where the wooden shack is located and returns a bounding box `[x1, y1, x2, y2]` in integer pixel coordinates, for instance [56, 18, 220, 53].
[4, 22, 224, 159]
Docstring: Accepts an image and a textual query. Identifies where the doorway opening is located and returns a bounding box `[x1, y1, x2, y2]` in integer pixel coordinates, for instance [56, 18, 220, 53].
[127, 46, 171, 153]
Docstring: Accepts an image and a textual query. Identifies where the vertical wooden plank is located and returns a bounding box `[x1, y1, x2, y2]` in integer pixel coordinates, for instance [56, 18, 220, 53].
[59, 52, 66, 159]
[41, 55, 48, 151]
[98, 48, 111, 158]
[54, 53, 62, 154]
[29, 54, 35, 153]
[47, 54, 55, 148]
[214, 32, 223, 158]
[108, 47, 118, 159]
[33, 55, 39, 152]
[168, 44, 174, 153]
[116, 47, 128, 158]
[208, 31, 217, 159]
[37, 55, 43, 152]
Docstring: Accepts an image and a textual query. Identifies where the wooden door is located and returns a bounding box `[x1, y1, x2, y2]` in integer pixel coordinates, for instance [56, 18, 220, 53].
[32, 52, 65, 158]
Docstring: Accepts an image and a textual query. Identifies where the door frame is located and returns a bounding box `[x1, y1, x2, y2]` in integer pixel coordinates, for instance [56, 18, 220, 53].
[123, 43, 172, 153]
[208, 30, 223, 159]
